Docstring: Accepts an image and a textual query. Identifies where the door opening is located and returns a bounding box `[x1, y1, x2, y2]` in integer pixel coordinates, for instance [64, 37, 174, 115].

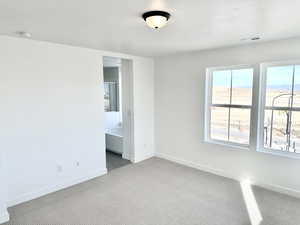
[103, 56, 133, 171]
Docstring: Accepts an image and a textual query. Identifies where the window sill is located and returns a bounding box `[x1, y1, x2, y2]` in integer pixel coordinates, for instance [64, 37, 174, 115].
[257, 148, 300, 160]
[203, 140, 300, 160]
[204, 139, 250, 151]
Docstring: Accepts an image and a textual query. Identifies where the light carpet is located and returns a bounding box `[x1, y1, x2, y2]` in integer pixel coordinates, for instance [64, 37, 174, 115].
[4, 157, 300, 225]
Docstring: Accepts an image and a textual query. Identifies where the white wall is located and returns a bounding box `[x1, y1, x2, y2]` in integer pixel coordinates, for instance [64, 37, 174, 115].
[0, 153, 9, 223]
[132, 58, 155, 162]
[0, 36, 107, 208]
[154, 38, 300, 196]
[0, 35, 155, 220]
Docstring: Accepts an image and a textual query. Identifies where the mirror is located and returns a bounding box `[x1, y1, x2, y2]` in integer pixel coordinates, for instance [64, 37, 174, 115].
[104, 82, 119, 112]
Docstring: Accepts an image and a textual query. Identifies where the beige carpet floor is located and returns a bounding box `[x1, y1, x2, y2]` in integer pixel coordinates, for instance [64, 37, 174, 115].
[4, 157, 300, 225]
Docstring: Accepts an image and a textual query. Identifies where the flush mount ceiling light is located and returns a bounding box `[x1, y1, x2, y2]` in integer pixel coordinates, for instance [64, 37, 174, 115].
[142, 11, 171, 29]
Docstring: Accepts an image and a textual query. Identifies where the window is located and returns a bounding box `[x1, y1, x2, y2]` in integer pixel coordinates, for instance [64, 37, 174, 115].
[206, 66, 254, 146]
[205, 61, 300, 158]
[104, 82, 119, 112]
[260, 63, 300, 154]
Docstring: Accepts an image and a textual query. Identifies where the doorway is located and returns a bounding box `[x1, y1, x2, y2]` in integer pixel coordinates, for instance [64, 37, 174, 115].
[103, 56, 133, 171]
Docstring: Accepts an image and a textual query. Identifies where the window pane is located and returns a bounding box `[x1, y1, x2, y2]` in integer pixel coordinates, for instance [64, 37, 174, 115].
[290, 111, 300, 153]
[265, 66, 294, 107]
[212, 70, 231, 104]
[231, 68, 253, 105]
[211, 107, 229, 141]
[264, 109, 291, 151]
[229, 108, 251, 144]
[293, 65, 300, 107]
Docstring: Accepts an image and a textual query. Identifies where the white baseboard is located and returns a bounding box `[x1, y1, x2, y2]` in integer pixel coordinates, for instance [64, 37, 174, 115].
[8, 168, 107, 207]
[0, 210, 9, 224]
[134, 152, 155, 163]
[156, 152, 300, 199]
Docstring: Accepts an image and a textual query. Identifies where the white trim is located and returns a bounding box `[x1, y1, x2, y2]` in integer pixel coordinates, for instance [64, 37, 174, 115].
[133, 153, 155, 163]
[155, 152, 300, 199]
[7, 168, 107, 207]
[258, 148, 300, 160]
[120, 59, 135, 163]
[258, 62, 271, 151]
[204, 68, 211, 141]
[204, 139, 250, 151]
[206, 64, 256, 72]
[156, 152, 240, 181]
[0, 211, 9, 224]
[261, 60, 300, 68]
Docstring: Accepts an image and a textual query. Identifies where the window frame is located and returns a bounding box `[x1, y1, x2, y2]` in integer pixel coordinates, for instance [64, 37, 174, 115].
[258, 60, 300, 159]
[204, 65, 256, 149]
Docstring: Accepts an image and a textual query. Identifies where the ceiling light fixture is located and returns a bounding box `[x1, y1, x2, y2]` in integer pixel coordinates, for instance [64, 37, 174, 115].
[142, 11, 171, 29]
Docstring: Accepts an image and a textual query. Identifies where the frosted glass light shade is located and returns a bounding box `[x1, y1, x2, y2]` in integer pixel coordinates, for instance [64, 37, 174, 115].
[142, 11, 170, 29]
[145, 15, 168, 29]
